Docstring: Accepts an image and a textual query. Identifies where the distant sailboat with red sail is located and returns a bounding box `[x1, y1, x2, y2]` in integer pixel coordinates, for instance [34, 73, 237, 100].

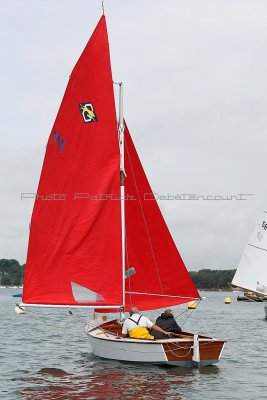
[19, 12, 225, 366]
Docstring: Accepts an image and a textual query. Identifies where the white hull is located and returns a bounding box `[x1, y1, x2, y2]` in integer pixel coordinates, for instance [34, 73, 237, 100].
[85, 320, 225, 367]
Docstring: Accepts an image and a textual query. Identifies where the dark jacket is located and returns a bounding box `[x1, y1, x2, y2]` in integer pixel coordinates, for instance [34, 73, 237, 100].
[150, 312, 181, 339]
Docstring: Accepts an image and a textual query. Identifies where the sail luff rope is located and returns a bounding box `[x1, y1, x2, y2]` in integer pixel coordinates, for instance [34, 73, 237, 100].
[125, 138, 166, 306]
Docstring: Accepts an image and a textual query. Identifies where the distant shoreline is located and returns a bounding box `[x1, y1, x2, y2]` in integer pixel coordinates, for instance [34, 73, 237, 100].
[0, 286, 23, 289]
[0, 286, 234, 292]
[0, 260, 237, 290]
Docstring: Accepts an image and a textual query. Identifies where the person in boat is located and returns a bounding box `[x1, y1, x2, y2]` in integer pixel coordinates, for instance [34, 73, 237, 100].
[121, 307, 172, 340]
[150, 309, 181, 339]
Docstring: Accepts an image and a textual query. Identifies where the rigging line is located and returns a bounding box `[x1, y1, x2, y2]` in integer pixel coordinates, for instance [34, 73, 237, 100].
[69, 310, 120, 336]
[169, 342, 193, 350]
[180, 299, 202, 328]
[248, 243, 267, 252]
[165, 344, 192, 358]
[173, 308, 190, 320]
[20, 307, 117, 337]
[19, 308, 71, 333]
[86, 324, 118, 337]
[125, 137, 166, 305]
[174, 298, 202, 320]
[180, 308, 196, 328]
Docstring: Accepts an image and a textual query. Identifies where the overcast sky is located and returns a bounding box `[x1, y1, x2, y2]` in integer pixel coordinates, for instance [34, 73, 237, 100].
[1, 0, 267, 270]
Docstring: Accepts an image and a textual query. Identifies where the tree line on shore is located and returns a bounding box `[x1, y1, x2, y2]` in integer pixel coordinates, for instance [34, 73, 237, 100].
[0, 258, 236, 289]
[189, 269, 236, 290]
[0, 259, 25, 286]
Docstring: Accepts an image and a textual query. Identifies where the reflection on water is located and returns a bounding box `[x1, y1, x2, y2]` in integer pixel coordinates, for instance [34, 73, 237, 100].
[19, 354, 222, 400]
[197, 366, 220, 376]
[39, 368, 71, 377]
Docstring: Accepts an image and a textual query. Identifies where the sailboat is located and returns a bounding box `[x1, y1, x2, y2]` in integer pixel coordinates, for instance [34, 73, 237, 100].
[231, 211, 267, 318]
[19, 14, 225, 366]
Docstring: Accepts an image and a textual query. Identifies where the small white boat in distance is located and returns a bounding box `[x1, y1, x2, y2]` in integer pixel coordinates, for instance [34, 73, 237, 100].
[232, 211, 267, 316]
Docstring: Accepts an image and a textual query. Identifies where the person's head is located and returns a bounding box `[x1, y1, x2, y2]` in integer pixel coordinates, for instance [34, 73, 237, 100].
[129, 306, 139, 316]
[164, 309, 173, 315]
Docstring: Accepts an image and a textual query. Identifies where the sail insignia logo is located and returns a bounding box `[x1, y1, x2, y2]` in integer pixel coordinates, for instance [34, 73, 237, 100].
[79, 102, 98, 123]
[262, 221, 267, 230]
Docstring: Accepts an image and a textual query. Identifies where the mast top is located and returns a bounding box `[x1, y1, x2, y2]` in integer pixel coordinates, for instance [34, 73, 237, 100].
[102, 1, 105, 15]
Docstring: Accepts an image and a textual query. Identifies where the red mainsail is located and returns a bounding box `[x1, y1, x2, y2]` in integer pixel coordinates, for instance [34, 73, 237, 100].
[23, 16, 122, 306]
[124, 124, 200, 311]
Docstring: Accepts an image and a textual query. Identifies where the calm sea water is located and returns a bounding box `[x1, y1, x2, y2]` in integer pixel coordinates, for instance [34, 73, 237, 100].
[0, 289, 266, 400]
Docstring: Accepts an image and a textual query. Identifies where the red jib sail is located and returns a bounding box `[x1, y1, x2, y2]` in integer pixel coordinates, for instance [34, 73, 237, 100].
[124, 124, 200, 311]
[23, 16, 122, 306]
